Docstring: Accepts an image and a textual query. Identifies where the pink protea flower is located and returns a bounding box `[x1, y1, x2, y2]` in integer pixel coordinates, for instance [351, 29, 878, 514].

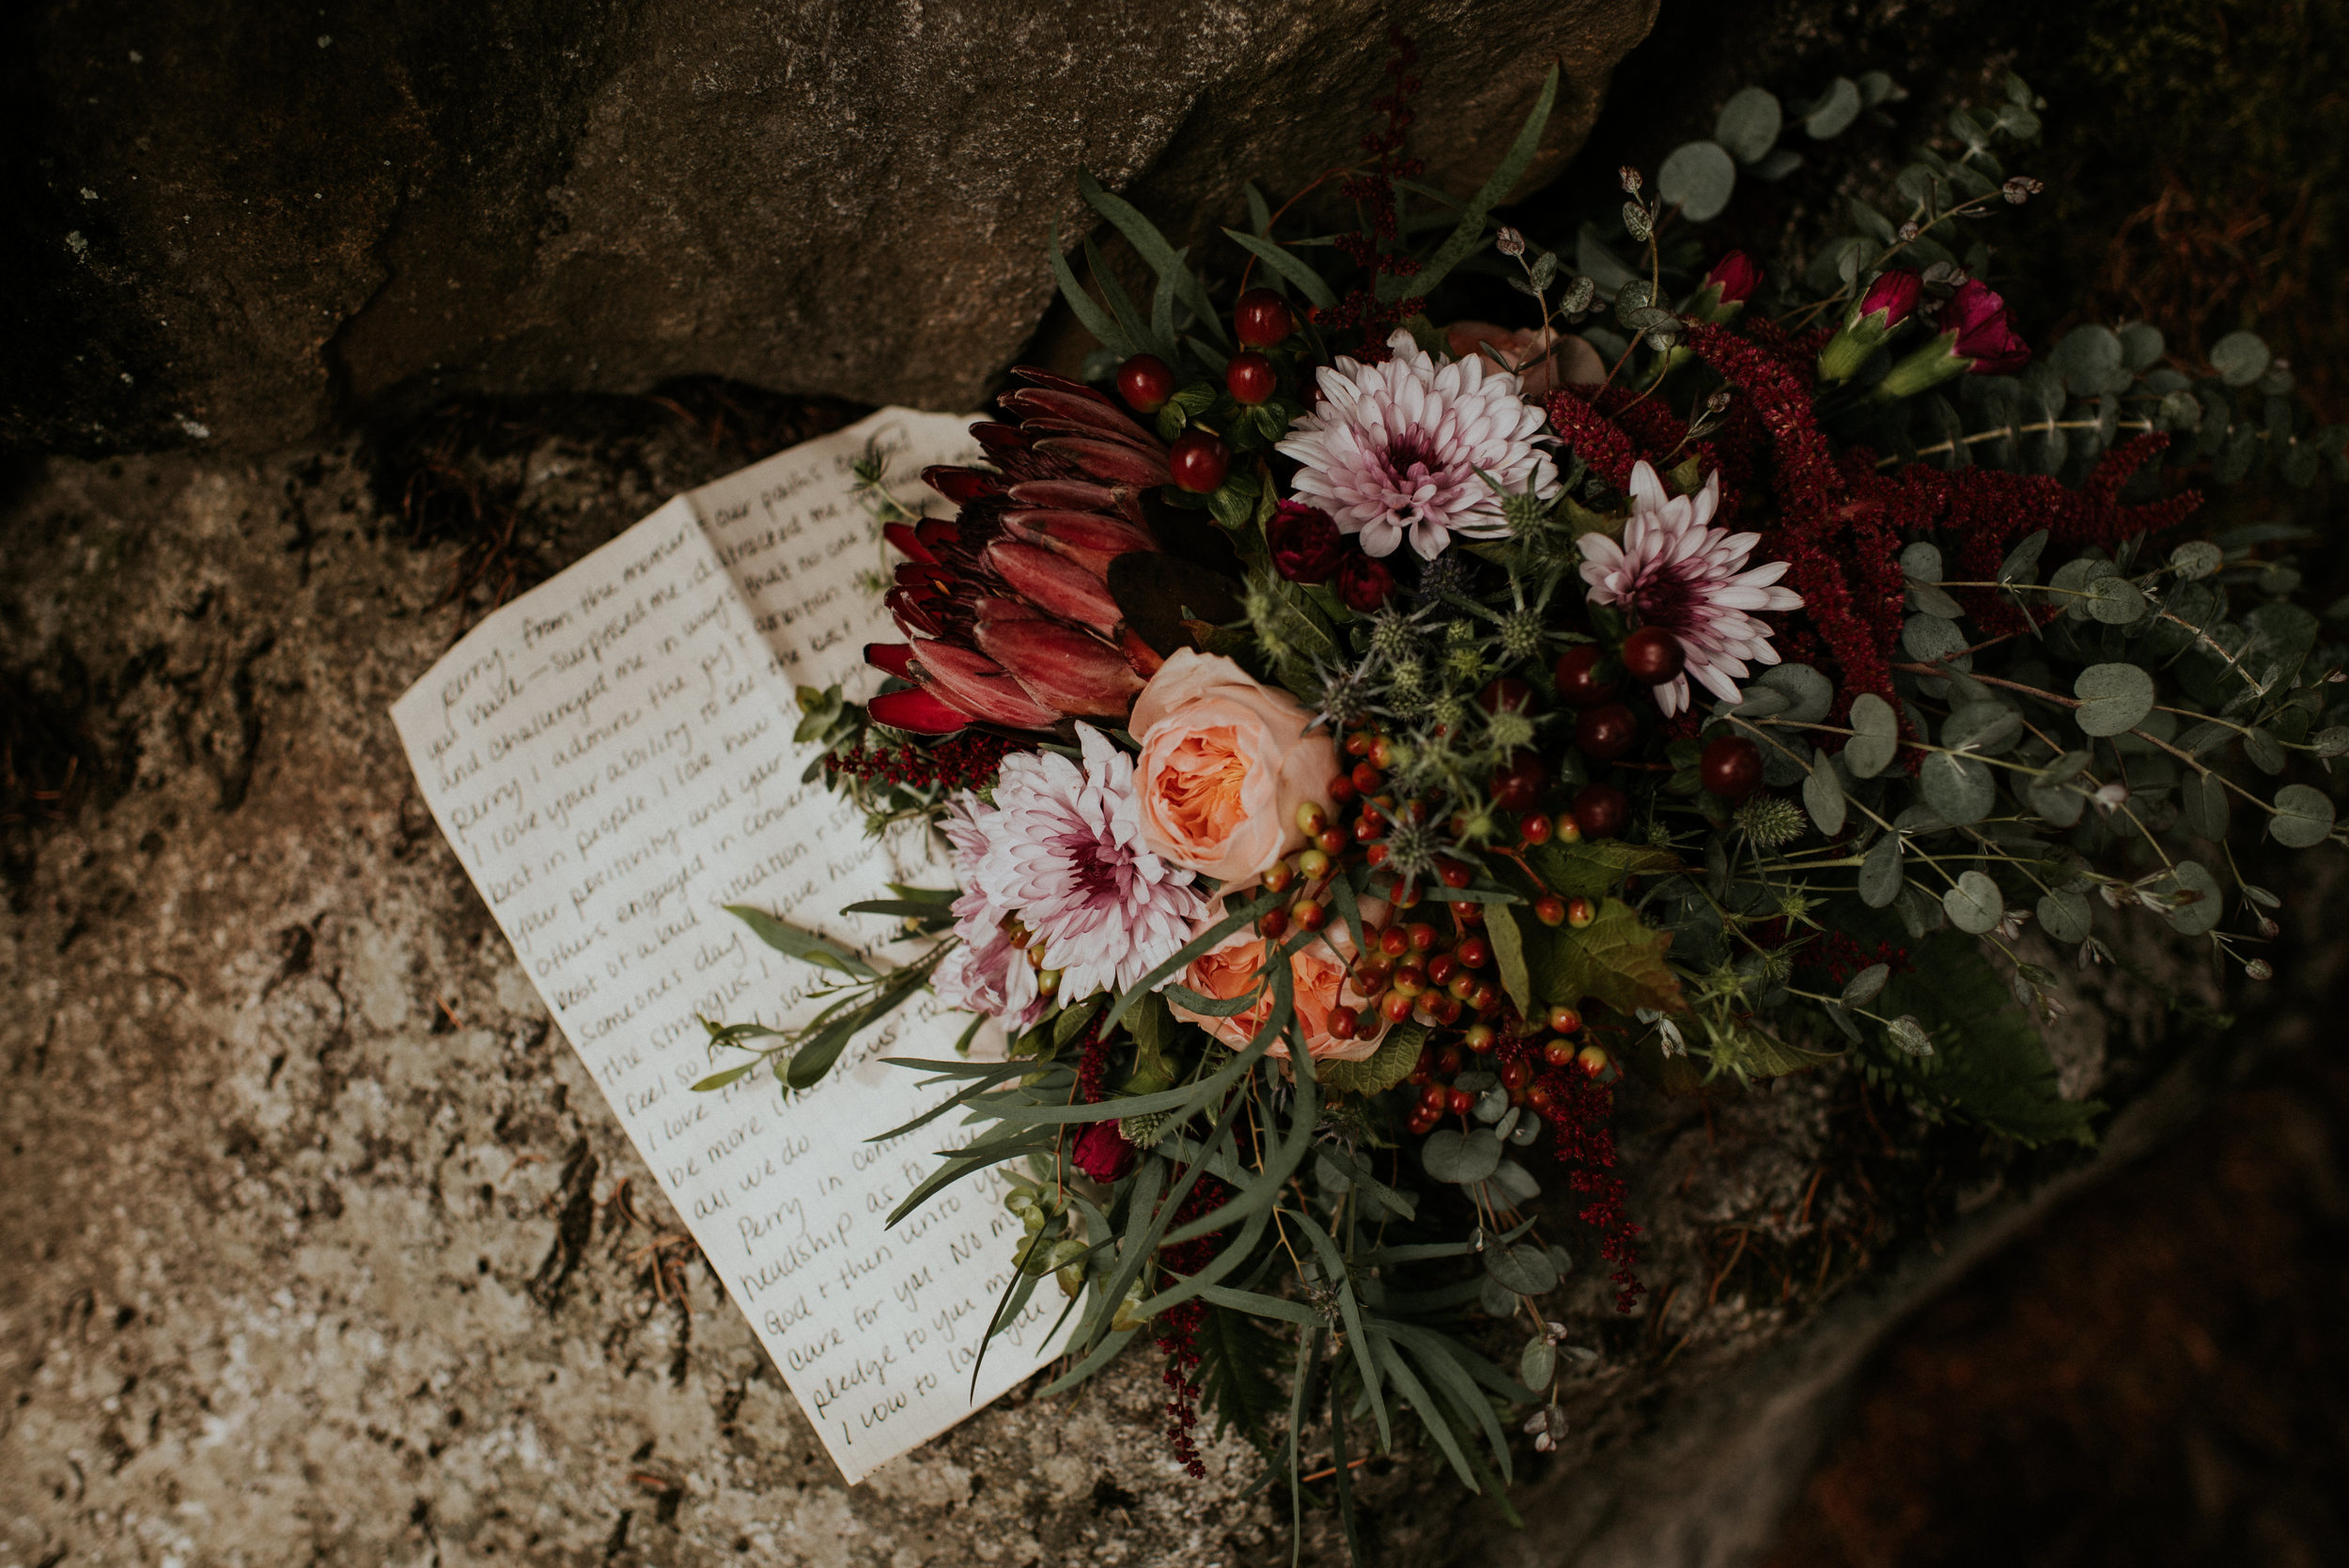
[972, 725, 1205, 1001]
[1577, 461, 1803, 717]
[1277, 327, 1558, 561]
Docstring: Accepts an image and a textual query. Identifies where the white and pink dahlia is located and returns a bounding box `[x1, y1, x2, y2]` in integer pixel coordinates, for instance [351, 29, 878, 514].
[1578, 461, 1803, 717]
[937, 725, 1205, 1015]
[1277, 327, 1557, 561]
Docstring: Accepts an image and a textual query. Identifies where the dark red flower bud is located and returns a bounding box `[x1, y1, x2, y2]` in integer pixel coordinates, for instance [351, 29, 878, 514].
[1071, 1121, 1136, 1182]
[1336, 550, 1398, 613]
[1937, 279, 2030, 374]
[1704, 251, 1762, 304]
[1858, 268, 1922, 329]
[1268, 502, 1345, 584]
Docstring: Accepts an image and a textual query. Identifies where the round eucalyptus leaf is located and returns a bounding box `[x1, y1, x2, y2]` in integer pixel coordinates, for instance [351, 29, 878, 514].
[2118, 321, 2165, 372]
[1754, 661, 1834, 723]
[1729, 685, 1793, 718]
[1921, 752, 1997, 824]
[2050, 324, 2123, 396]
[2037, 889, 2092, 943]
[2074, 662, 2155, 737]
[1844, 693, 1900, 778]
[1485, 1243, 1560, 1296]
[2158, 389, 2204, 430]
[2209, 330, 2272, 388]
[1887, 1015, 1936, 1057]
[2181, 770, 2232, 839]
[2311, 726, 2349, 758]
[2170, 541, 2223, 580]
[2245, 728, 2287, 775]
[1749, 147, 1804, 181]
[1903, 613, 1969, 663]
[1943, 870, 2005, 934]
[1520, 1337, 1559, 1392]
[1805, 76, 1863, 138]
[1489, 1157, 1542, 1205]
[1423, 1127, 1501, 1185]
[1803, 752, 1846, 836]
[1942, 700, 2022, 755]
[1842, 962, 1891, 1007]
[1715, 86, 1783, 163]
[2270, 784, 2337, 848]
[1859, 832, 1905, 908]
[2162, 859, 2224, 936]
[2086, 575, 2149, 625]
[2029, 776, 2088, 829]
[1658, 140, 1738, 222]
[1909, 582, 1967, 619]
[1899, 541, 1945, 583]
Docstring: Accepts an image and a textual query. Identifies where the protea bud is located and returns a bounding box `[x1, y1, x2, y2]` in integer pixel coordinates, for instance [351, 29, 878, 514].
[1818, 269, 1923, 382]
[868, 369, 1167, 735]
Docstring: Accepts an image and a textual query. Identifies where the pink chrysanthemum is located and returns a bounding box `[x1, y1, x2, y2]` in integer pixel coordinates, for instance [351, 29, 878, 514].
[1578, 460, 1803, 717]
[1277, 327, 1557, 561]
[947, 725, 1204, 1007]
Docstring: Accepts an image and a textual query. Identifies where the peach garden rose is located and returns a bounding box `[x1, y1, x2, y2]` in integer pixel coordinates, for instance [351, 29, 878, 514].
[1167, 897, 1392, 1063]
[1128, 649, 1338, 884]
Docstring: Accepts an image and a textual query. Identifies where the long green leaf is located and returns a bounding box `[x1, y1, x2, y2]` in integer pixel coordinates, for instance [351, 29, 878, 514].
[1289, 1210, 1390, 1451]
[725, 904, 877, 977]
[1378, 66, 1558, 305]
[1080, 170, 1230, 344]
[1221, 228, 1339, 309]
[1372, 1337, 1478, 1491]
[1083, 233, 1153, 351]
[1050, 218, 1135, 356]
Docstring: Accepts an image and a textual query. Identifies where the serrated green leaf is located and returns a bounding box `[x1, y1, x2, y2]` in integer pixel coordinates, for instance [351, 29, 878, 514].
[1548, 896, 1683, 1016]
[1318, 1021, 1428, 1095]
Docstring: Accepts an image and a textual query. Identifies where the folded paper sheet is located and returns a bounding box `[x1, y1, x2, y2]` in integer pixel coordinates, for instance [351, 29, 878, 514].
[390, 409, 1069, 1483]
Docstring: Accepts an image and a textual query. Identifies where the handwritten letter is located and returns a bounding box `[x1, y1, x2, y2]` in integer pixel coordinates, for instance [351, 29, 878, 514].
[392, 411, 1069, 1483]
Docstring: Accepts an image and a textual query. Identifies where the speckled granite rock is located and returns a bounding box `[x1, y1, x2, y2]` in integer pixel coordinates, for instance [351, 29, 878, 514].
[7, 0, 1655, 458]
[0, 420, 2260, 1567]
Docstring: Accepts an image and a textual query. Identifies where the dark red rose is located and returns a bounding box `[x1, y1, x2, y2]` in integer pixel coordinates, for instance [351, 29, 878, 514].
[1937, 279, 2030, 374]
[1268, 502, 1345, 584]
[1337, 550, 1398, 613]
[1703, 251, 1762, 304]
[1071, 1120, 1136, 1182]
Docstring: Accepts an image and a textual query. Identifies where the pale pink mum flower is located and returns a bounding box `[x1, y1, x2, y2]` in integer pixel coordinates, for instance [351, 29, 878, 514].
[1577, 460, 1803, 717]
[933, 798, 1045, 1033]
[1277, 327, 1558, 561]
[967, 725, 1205, 1003]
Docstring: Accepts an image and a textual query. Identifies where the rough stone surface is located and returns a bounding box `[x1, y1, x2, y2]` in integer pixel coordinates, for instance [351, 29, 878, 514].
[7, 0, 1656, 458]
[2, 409, 2291, 1566]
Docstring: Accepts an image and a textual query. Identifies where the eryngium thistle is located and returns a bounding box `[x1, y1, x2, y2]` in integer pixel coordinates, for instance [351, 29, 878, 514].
[1734, 795, 1807, 848]
[1381, 815, 1444, 883]
[1498, 607, 1546, 662]
[1486, 708, 1535, 753]
[1415, 552, 1474, 612]
[1368, 606, 1421, 665]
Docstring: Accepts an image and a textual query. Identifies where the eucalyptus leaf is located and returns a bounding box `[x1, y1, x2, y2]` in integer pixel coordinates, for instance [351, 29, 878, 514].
[1844, 693, 1900, 778]
[2181, 770, 2232, 839]
[2161, 859, 2224, 936]
[1803, 752, 1846, 836]
[1920, 752, 1997, 824]
[1998, 529, 2049, 587]
[1859, 832, 1905, 908]
[2271, 784, 2337, 847]
[1887, 1016, 1936, 1057]
[1843, 963, 1890, 1006]
[1943, 870, 2005, 934]
[1753, 661, 1835, 723]
[1715, 86, 1783, 163]
[1942, 700, 2022, 755]
[2074, 663, 2155, 737]
[1422, 1127, 1503, 1185]
[2037, 889, 2092, 943]
[1658, 140, 1738, 222]
[2245, 728, 2287, 774]
[1805, 76, 1863, 138]
[2170, 541, 2223, 580]
[2209, 331, 2272, 388]
[1486, 1245, 1560, 1296]
[2087, 575, 2149, 625]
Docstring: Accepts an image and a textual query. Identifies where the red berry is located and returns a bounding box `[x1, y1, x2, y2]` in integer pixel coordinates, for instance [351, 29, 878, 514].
[1534, 895, 1566, 925]
[1438, 859, 1472, 889]
[1702, 736, 1765, 800]
[1446, 1088, 1474, 1117]
[1407, 922, 1439, 954]
[1420, 1080, 1448, 1110]
[1553, 645, 1620, 707]
[1447, 971, 1478, 1001]
[1501, 1058, 1532, 1091]
[1575, 702, 1639, 761]
[1565, 897, 1596, 929]
[1426, 952, 1458, 986]
[1234, 287, 1295, 348]
[1520, 811, 1552, 846]
[1477, 676, 1534, 715]
[1383, 989, 1417, 1023]
[1544, 1037, 1578, 1066]
[1169, 431, 1231, 493]
[1437, 1046, 1463, 1074]
[1115, 353, 1176, 413]
[1326, 1004, 1357, 1041]
[1380, 925, 1410, 957]
[1226, 351, 1277, 406]
[1548, 1004, 1583, 1034]
[1455, 936, 1490, 970]
[1490, 748, 1548, 811]
[1328, 773, 1359, 807]
[1573, 783, 1630, 840]
[1346, 730, 1376, 757]
[1258, 907, 1289, 939]
[1620, 627, 1687, 685]
[1430, 994, 1463, 1026]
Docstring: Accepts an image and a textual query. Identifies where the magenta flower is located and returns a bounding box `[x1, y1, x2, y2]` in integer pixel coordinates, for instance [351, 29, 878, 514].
[1268, 502, 1345, 584]
[1071, 1122, 1137, 1182]
[1577, 461, 1803, 717]
[1857, 269, 1922, 330]
[1277, 328, 1558, 561]
[1706, 251, 1763, 303]
[1938, 279, 2030, 373]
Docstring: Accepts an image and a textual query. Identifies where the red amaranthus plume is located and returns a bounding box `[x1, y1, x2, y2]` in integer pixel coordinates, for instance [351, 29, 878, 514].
[866, 369, 1170, 735]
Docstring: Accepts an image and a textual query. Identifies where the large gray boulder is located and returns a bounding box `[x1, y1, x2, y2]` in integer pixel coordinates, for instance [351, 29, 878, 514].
[8, 0, 1657, 457]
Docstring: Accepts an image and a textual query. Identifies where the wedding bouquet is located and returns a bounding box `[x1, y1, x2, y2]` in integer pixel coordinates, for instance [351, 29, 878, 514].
[705, 52, 2347, 1540]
